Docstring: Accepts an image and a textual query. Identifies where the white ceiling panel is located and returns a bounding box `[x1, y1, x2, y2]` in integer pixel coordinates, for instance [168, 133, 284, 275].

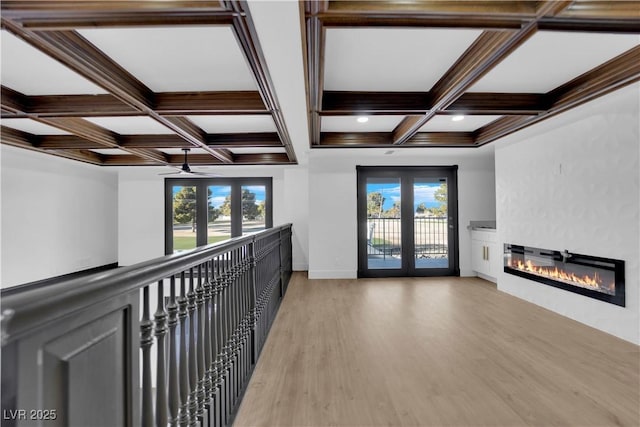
[1, 30, 108, 95]
[91, 148, 130, 155]
[228, 147, 286, 154]
[321, 115, 404, 132]
[324, 28, 482, 91]
[186, 115, 277, 133]
[1, 118, 71, 135]
[78, 26, 257, 92]
[469, 31, 640, 93]
[84, 116, 172, 134]
[419, 115, 502, 132]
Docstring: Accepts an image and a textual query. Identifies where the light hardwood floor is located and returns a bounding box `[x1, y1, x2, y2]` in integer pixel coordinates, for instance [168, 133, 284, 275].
[234, 273, 640, 426]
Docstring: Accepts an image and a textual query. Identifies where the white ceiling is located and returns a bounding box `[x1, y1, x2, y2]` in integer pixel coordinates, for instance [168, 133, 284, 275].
[228, 147, 287, 154]
[91, 148, 130, 155]
[78, 26, 258, 92]
[322, 115, 404, 132]
[1, 30, 108, 95]
[324, 27, 482, 91]
[419, 115, 502, 132]
[470, 31, 640, 93]
[1, 118, 72, 135]
[186, 115, 277, 133]
[84, 116, 173, 134]
[246, 0, 310, 165]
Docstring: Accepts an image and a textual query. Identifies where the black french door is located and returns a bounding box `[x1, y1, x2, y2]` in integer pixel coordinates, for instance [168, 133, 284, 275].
[357, 166, 459, 278]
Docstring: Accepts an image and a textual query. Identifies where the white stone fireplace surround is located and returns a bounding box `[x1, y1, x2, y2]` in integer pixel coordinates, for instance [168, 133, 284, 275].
[495, 83, 640, 345]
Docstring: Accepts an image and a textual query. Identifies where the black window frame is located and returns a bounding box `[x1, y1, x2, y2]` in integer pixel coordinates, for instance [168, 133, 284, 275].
[164, 177, 273, 254]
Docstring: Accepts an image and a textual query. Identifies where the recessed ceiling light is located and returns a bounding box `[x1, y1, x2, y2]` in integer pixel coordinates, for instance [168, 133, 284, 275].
[451, 115, 465, 122]
[357, 116, 369, 123]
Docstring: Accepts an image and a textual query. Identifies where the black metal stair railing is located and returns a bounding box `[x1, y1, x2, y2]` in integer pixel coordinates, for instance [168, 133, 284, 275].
[0, 224, 293, 427]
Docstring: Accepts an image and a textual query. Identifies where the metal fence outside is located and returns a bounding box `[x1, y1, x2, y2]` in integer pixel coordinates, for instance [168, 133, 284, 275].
[367, 217, 448, 260]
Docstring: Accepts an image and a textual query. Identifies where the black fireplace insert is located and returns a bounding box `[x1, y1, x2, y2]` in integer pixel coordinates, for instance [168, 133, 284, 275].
[504, 244, 625, 307]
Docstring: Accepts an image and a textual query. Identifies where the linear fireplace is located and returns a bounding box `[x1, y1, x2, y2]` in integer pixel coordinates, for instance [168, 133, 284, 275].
[504, 244, 625, 307]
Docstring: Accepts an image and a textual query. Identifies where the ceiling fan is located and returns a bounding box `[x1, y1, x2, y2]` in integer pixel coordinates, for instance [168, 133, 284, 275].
[160, 148, 223, 177]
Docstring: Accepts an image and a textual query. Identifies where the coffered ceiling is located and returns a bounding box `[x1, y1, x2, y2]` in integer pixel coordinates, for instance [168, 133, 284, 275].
[1, 1, 639, 168]
[307, 1, 640, 149]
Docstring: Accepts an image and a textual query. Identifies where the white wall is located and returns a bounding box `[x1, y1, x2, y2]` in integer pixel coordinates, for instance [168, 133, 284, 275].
[1, 145, 118, 288]
[495, 83, 640, 344]
[284, 168, 309, 270]
[117, 169, 165, 266]
[117, 165, 309, 270]
[308, 148, 496, 279]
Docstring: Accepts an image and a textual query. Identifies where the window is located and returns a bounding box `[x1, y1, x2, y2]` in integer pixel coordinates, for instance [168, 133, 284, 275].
[165, 178, 272, 254]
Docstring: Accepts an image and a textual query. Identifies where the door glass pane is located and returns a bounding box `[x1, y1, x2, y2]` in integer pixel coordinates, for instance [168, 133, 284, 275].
[242, 185, 266, 236]
[172, 186, 197, 253]
[414, 178, 448, 269]
[366, 178, 402, 269]
[208, 185, 231, 244]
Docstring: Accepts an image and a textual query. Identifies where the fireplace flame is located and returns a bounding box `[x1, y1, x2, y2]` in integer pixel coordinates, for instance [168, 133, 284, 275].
[511, 259, 608, 290]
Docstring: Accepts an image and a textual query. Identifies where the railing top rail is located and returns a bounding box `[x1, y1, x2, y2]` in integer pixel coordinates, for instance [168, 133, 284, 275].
[1, 224, 292, 345]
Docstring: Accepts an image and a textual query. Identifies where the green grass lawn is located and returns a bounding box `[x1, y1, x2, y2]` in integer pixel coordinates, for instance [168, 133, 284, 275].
[173, 235, 230, 251]
[370, 237, 393, 247]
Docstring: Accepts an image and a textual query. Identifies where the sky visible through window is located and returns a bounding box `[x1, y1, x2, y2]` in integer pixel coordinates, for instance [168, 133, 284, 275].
[367, 182, 443, 211]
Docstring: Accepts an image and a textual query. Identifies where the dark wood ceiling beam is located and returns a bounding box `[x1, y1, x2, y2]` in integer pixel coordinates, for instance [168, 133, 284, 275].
[119, 135, 192, 149]
[473, 116, 532, 145]
[319, 15, 524, 29]
[233, 153, 292, 164]
[447, 93, 549, 114]
[538, 18, 640, 33]
[162, 117, 233, 163]
[321, 91, 548, 115]
[535, 0, 574, 17]
[1, 1, 226, 12]
[0, 126, 38, 148]
[319, 131, 475, 147]
[1, 23, 235, 163]
[231, 2, 297, 163]
[0, 90, 267, 118]
[549, 46, 640, 113]
[536, 0, 639, 33]
[1, 86, 28, 114]
[306, 15, 324, 145]
[392, 25, 537, 145]
[407, 132, 475, 146]
[166, 153, 222, 165]
[28, 94, 136, 117]
[1, 126, 104, 165]
[319, 132, 391, 146]
[36, 117, 169, 164]
[393, 116, 426, 144]
[558, 1, 640, 19]
[322, 91, 429, 114]
[475, 46, 640, 146]
[155, 91, 267, 115]
[38, 135, 107, 150]
[1, 2, 232, 29]
[324, 1, 538, 15]
[0, 26, 155, 110]
[117, 133, 283, 149]
[206, 132, 282, 148]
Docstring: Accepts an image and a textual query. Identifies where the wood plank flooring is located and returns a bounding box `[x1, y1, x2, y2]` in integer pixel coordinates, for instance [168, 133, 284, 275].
[234, 273, 640, 426]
